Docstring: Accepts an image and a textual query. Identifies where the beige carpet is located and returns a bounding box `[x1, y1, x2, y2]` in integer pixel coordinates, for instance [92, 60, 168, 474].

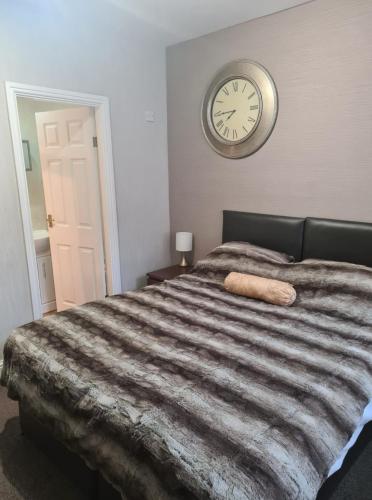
[0, 386, 87, 500]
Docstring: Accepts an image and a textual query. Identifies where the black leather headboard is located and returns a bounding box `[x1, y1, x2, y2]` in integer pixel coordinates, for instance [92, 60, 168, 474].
[303, 217, 372, 267]
[222, 211, 305, 261]
[223, 211, 372, 267]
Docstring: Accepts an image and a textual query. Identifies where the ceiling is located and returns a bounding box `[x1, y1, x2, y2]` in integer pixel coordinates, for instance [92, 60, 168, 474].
[107, 0, 312, 44]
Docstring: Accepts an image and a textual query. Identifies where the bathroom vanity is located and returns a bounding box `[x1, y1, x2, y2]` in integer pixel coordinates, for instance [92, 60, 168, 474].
[33, 229, 56, 313]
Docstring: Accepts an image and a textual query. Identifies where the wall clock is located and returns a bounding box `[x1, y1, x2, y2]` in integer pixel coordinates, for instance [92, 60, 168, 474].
[201, 60, 278, 159]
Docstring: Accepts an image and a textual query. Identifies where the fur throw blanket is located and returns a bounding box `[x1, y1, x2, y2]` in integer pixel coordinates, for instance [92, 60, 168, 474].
[2, 242, 372, 499]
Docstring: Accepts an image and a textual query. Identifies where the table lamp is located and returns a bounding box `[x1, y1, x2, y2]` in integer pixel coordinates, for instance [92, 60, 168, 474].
[176, 232, 193, 267]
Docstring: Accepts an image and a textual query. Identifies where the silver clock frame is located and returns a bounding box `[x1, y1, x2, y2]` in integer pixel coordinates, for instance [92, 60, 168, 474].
[201, 60, 278, 159]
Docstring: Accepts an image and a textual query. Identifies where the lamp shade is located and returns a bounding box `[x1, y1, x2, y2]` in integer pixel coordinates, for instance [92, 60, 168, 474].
[176, 232, 192, 252]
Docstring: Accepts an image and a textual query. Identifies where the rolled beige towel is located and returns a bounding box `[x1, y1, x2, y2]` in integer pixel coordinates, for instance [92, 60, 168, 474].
[224, 272, 296, 306]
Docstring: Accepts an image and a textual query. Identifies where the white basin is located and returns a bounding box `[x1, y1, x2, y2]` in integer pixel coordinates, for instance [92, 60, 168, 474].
[33, 229, 50, 255]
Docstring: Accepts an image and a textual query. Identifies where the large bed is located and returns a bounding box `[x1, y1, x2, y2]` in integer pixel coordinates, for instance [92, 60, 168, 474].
[2, 211, 372, 500]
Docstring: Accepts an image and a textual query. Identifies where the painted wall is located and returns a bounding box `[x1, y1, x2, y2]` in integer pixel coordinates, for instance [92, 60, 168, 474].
[0, 0, 170, 355]
[18, 98, 77, 231]
[167, 0, 372, 262]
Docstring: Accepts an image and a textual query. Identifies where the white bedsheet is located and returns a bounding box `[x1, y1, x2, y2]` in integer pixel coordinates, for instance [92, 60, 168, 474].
[328, 400, 372, 477]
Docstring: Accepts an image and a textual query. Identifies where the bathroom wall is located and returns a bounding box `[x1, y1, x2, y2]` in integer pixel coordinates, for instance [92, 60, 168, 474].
[17, 98, 77, 231]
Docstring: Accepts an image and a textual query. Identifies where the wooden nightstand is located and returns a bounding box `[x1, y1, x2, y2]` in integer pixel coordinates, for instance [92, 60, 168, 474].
[147, 265, 192, 285]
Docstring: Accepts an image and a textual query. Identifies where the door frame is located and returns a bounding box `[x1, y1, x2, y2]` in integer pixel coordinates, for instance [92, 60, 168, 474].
[6, 81, 122, 319]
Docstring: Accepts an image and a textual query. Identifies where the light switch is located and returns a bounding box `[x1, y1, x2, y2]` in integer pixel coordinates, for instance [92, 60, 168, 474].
[144, 111, 155, 123]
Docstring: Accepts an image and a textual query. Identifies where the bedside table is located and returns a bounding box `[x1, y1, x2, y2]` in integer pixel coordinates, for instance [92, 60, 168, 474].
[147, 265, 192, 285]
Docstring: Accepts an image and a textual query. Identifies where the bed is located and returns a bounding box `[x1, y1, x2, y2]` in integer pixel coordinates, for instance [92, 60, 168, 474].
[2, 210, 372, 500]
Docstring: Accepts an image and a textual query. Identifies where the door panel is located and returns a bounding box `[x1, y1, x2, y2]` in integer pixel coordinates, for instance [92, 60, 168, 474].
[79, 247, 97, 302]
[36, 107, 106, 311]
[67, 120, 84, 145]
[57, 244, 76, 306]
[43, 122, 60, 147]
[47, 160, 67, 224]
[72, 158, 92, 227]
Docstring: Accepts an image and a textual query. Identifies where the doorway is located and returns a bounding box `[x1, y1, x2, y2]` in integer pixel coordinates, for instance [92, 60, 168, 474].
[6, 82, 122, 320]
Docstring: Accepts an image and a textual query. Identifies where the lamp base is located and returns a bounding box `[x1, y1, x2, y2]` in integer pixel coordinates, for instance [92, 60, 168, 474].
[178, 253, 189, 267]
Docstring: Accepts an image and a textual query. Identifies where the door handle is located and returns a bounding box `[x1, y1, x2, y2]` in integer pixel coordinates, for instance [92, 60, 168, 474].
[46, 214, 55, 228]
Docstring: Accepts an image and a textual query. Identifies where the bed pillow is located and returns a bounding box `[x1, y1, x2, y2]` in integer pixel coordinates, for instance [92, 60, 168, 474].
[223, 241, 294, 263]
[224, 272, 296, 306]
[209, 241, 293, 263]
[192, 241, 294, 280]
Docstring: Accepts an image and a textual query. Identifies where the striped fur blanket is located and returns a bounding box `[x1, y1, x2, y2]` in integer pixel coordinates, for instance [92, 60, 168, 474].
[2, 241, 372, 500]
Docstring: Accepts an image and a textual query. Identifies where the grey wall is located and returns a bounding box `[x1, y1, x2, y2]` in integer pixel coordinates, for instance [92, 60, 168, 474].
[167, 0, 372, 262]
[0, 0, 170, 355]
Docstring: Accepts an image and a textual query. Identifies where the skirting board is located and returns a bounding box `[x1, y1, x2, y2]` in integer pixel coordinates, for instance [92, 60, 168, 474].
[43, 300, 56, 314]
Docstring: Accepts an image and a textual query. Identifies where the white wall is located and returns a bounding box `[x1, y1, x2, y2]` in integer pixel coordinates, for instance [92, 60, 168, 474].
[0, 0, 170, 355]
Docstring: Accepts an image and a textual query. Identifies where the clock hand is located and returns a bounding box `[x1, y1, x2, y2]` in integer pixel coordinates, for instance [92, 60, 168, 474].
[214, 110, 236, 117]
[226, 109, 236, 120]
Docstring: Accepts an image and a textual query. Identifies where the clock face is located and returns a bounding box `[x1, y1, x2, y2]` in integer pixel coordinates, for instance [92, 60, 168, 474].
[201, 60, 278, 158]
[211, 78, 261, 143]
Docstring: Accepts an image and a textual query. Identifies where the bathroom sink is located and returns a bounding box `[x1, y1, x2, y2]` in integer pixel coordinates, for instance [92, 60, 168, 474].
[33, 229, 50, 255]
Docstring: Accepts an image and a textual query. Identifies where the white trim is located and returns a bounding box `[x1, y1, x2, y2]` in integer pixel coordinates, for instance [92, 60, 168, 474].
[5, 81, 122, 320]
[42, 300, 57, 314]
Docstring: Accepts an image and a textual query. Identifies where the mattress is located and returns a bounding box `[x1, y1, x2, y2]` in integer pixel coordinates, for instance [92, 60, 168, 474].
[2, 241, 372, 500]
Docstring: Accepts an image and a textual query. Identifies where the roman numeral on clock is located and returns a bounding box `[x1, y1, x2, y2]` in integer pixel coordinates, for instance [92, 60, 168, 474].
[232, 81, 238, 92]
[233, 129, 238, 139]
[250, 105, 258, 110]
[222, 87, 229, 96]
[248, 91, 255, 100]
[223, 126, 229, 138]
[248, 117, 256, 123]
[216, 119, 223, 129]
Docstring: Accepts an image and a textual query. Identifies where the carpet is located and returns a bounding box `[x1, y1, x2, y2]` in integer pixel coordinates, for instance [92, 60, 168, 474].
[0, 386, 87, 500]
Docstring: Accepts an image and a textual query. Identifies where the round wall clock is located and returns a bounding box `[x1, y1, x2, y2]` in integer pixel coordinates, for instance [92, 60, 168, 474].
[201, 60, 278, 159]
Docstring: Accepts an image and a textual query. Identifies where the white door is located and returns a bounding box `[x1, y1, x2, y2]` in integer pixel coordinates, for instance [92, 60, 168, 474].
[36, 107, 106, 311]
